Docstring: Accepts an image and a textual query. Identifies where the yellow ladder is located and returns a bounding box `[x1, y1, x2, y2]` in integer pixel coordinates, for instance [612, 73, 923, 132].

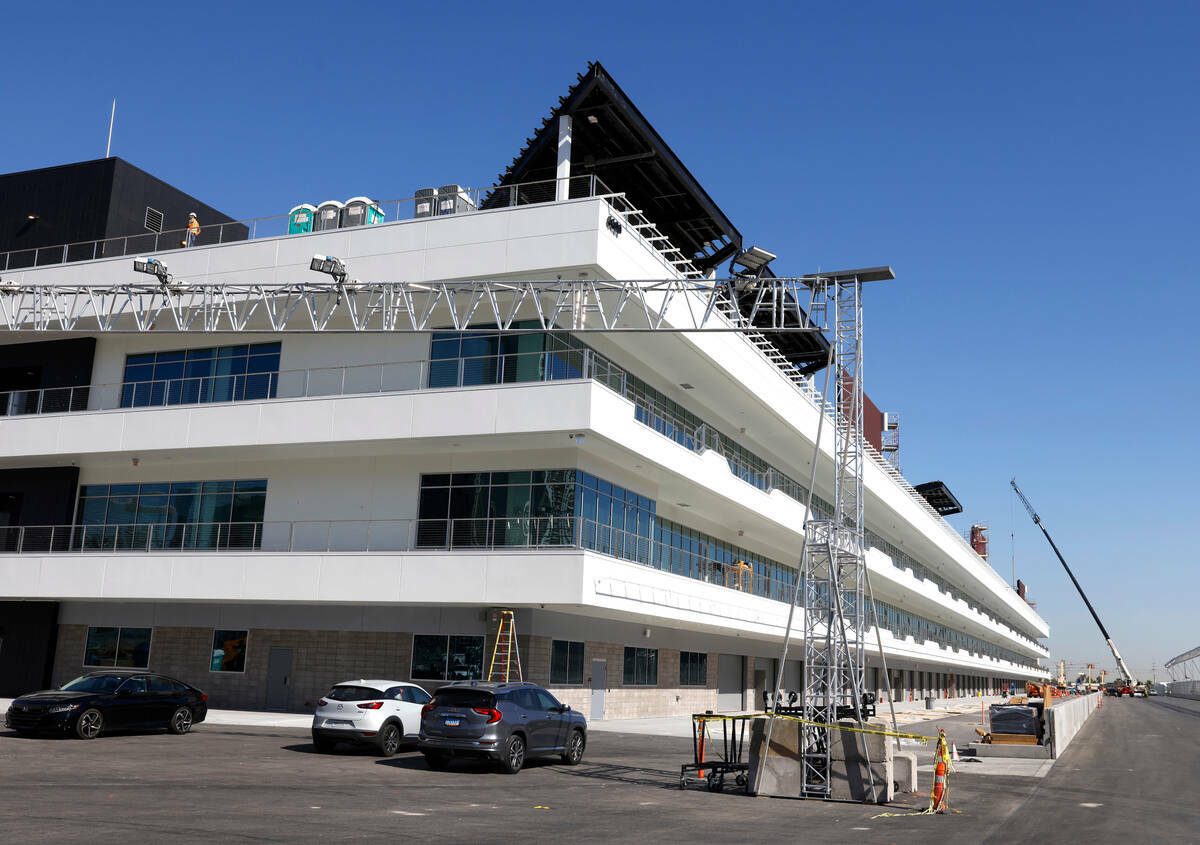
[487, 609, 523, 683]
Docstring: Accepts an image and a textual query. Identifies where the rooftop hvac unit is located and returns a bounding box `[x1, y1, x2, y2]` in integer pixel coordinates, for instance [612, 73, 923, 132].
[314, 200, 345, 231]
[288, 204, 316, 235]
[343, 197, 384, 227]
[437, 184, 475, 215]
[414, 188, 437, 219]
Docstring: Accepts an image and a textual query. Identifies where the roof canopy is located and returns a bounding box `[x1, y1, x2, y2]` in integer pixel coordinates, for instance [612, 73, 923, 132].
[494, 61, 742, 273]
[913, 481, 964, 516]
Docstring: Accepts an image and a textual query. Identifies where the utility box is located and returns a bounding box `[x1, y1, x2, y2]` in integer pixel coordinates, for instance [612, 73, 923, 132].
[414, 188, 437, 219]
[437, 184, 475, 216]
[343, 196, 384, 227]
[314, 200, 344, 231]
[288, 204, 316, 235]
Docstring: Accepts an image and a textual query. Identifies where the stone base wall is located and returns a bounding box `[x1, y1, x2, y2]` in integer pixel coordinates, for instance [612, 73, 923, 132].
[51, 625, 740, 718]
[52, 624, 414, 712]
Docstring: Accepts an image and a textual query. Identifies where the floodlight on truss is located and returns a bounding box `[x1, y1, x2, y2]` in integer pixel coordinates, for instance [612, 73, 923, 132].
[310, 254, 348, 284]
[731, 245, 777, 276]
[133, 257, 170, 284]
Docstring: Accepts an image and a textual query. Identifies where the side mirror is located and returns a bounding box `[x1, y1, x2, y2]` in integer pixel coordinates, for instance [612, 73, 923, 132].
[560, 704, 571, 713]
[116, 687, 132, 697]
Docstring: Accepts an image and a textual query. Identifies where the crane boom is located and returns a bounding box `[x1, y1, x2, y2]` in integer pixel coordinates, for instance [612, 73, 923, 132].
[1010, 478, 1134, 682]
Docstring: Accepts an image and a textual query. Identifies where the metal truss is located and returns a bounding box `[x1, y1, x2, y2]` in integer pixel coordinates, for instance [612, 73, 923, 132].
[799, 274, 869, 799]
[0, 277, 827, 334]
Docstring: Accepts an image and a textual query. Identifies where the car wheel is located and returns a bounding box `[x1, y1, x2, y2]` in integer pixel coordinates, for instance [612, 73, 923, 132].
[312, 734, 337, 754]
[561, 729, 585, 765]
[74, 708, 103, 740]
[499, 734, 526, 774]
[376, 723, 402, 757]
[167, 706, 193, 735]
[423, 752, 450, 771]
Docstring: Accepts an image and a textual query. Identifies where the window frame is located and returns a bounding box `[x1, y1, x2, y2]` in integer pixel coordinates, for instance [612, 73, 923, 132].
[550, 639, 586, 686]
[209, 628, 249, 674]
[679, 650, 708, 687]
[82, 625, 153, 669]
[622, 646, 659, 687]
[409, 633, 486, 682]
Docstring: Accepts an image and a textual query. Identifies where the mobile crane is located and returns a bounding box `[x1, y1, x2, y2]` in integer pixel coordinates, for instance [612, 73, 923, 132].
[1011, 478, 1134, 683]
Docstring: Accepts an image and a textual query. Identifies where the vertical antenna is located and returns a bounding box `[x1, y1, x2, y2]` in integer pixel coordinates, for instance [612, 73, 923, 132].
[106, 99, 116, 158]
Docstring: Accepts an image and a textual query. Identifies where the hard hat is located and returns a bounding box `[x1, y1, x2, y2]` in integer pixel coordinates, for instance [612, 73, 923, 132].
[189, 212, 197, 217]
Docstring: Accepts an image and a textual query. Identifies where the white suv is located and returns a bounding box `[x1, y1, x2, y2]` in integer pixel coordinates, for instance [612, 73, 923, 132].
[311, 680, 431, 756]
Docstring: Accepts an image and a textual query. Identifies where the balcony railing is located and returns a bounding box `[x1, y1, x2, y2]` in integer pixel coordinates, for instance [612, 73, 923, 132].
[0, 344, 1043, 649]
[1, 516, 791, 595]
[0, 516, 1040, 669]
[0, 176, 613, 272]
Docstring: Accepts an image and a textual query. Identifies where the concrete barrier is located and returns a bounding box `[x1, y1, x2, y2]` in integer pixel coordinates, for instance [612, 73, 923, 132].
[1045, 693, 1101, 758]
[1167, 680, 1200, 701]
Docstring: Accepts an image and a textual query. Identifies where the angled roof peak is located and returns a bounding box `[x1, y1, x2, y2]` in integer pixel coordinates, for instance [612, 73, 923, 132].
[495, 62, 742, 272]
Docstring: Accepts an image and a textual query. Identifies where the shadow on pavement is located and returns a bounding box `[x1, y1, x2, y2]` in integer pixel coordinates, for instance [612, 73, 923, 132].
[550, 761, 684, 789]
[282, 741, 421, 756]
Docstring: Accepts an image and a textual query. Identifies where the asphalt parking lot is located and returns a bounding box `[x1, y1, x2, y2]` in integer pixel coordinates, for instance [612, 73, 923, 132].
[0, 700, 1194, 844]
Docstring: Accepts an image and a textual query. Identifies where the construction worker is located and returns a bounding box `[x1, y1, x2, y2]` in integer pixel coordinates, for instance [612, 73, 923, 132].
[185, 212, 200, 247]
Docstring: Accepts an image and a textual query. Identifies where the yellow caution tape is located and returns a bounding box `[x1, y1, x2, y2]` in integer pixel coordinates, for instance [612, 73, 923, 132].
[692, 711, 930, 745]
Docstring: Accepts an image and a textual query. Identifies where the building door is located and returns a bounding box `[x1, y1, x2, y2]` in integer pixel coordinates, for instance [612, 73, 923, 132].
[717, 654, 744, 711]
[590, 659, 606, 721]
[754, 658, 776, 709]
[0, 601, 59, 696]
[265, 647, 293, 711]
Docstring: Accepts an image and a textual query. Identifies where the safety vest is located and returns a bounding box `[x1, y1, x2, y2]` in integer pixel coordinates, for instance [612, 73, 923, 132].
[187, 218, 200, 235]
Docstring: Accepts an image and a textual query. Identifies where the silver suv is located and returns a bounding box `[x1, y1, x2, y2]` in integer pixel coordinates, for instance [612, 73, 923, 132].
[418, 681, 586, 774]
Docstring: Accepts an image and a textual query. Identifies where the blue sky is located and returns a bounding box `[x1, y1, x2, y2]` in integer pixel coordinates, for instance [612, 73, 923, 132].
[5, 2, 1197, 680]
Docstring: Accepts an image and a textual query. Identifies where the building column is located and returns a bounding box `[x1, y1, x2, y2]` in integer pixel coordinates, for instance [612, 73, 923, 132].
[556, 115, 573, 201]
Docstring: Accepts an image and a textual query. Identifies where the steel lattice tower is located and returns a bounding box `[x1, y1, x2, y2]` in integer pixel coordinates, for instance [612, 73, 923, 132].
[799, 273, 868, 798]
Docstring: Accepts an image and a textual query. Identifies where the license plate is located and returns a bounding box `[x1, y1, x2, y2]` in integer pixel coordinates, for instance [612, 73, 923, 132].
[327, 719, 353, 727]
[444, 718, 460, 727]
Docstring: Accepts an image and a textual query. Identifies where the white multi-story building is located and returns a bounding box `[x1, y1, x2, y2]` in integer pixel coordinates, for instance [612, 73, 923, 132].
[0, 63, 1049, 717]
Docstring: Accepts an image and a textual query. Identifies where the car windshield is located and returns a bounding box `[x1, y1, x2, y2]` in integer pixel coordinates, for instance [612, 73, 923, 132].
[61, 675, 127, 693]
[326, 685, 383, 702]
[431, 688, 495, 708]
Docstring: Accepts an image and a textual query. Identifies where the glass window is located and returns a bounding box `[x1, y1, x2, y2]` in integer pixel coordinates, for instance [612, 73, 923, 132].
[148, 676, 174, 693]
[84, 626, 151, 669]
[119, 676, 148, 694]
[533, 689, 560, 711]
[75, 479, 266, 551]
[121, 342, 280, 408]
[411, 634, 485, 681]
[411, 634, 448, 680]
[623, 647, 658, 686]
[327, 685, 383, 701]
[680, 651, 707, 686]
[210, 629, 248, 672]
[550, 640, 585, 685]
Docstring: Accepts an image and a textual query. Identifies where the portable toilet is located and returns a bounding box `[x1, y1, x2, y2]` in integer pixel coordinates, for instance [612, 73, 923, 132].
[288, 204, 316, 234]
[314, 200, 345, 231]
[343, 197, 385, 227]
[414, 187, 437, 219]
[437, 184, 475, 215]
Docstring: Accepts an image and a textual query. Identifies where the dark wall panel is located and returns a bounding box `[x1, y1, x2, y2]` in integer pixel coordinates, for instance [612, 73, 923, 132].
[0, 601, 60, 695]
[0, 467, 80, 527]
[109, 159, 248, 251]
[0, 159, 115, 253]
[0, 338, 96, 389]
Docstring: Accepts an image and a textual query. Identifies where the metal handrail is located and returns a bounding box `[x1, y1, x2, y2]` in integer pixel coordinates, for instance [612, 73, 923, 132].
[0, 515, 1040, 666]
[0, 348, 595, 417]
[0, 345, 1042, 647]
[0, 175, 612, 272]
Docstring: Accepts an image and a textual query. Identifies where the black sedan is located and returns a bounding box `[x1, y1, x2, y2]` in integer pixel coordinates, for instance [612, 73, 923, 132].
[4, 671, 208, 739]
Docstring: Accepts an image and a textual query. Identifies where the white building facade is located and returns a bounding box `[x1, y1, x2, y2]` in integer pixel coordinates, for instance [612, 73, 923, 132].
[0, 65, 1049, 718]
